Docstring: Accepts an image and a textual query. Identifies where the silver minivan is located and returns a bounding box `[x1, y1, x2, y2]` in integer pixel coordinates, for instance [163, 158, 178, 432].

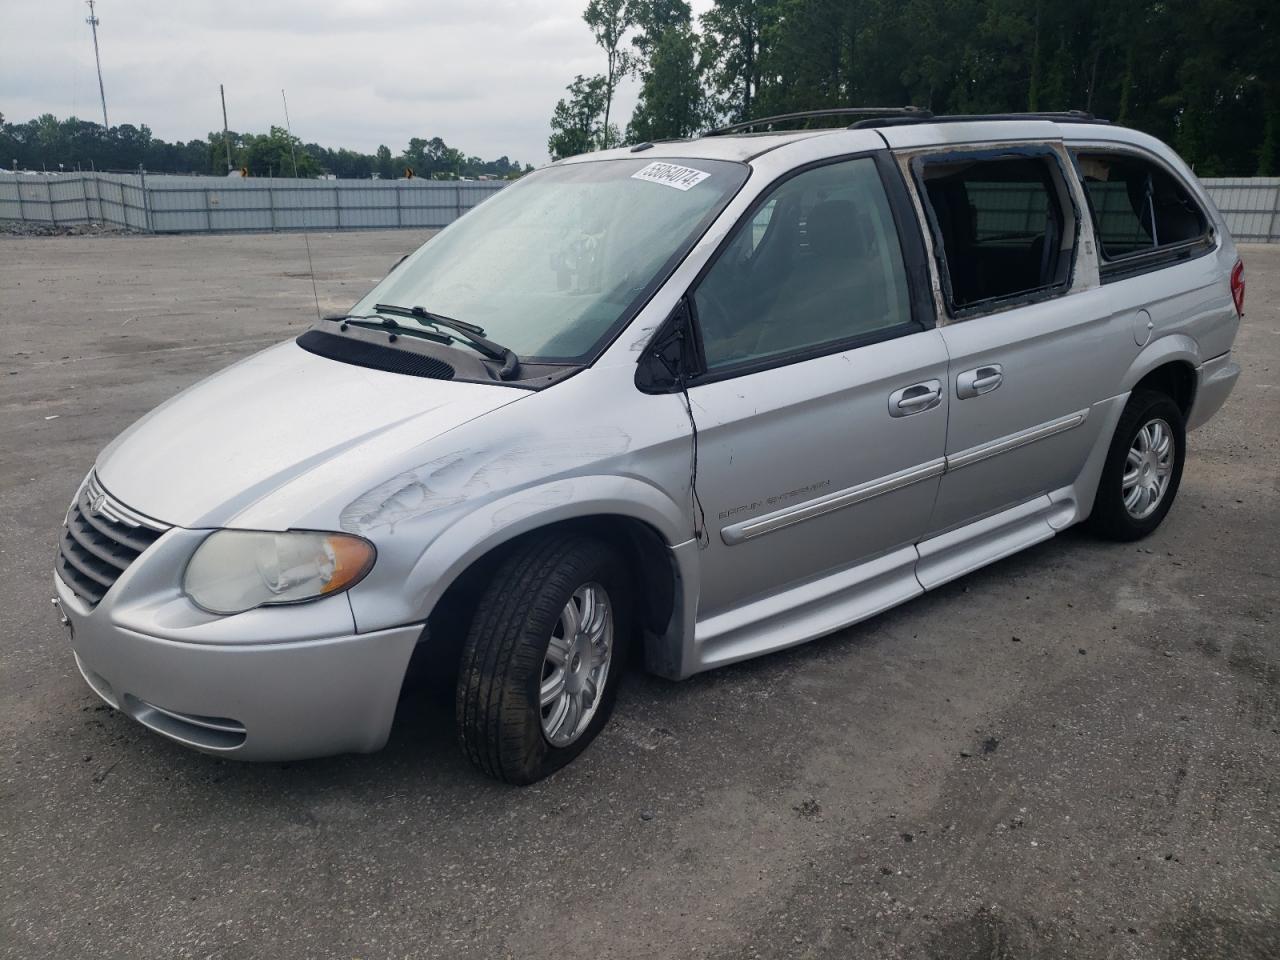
[53, 110, 1244, 783]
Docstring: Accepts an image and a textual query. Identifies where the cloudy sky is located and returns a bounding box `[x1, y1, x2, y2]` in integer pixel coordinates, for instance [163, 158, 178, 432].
[1, 0, 713, 166]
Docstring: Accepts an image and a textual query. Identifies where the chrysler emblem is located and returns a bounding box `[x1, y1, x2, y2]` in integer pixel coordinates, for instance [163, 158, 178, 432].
[90, 493, 108, 516]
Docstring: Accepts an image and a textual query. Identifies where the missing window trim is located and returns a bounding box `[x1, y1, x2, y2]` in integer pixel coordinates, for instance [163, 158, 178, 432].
[909, 145, 1081, 321]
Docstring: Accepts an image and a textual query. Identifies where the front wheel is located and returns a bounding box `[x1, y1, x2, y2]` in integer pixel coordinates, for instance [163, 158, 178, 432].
[455, 534, 630, 784]
[1088, 389, 1186, 541]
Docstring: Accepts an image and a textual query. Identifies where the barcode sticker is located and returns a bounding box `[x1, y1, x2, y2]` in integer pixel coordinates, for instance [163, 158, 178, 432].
[631, 162, 710, 191]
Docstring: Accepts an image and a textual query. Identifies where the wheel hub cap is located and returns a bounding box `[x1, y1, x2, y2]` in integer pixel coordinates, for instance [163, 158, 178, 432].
[540, 582, 613, 748]
[1122, 417, 1174, 520]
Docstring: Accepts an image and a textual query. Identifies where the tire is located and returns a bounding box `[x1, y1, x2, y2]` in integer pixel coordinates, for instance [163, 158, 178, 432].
[1088, 389, 1186, 541]
[455, 534, 630, 784]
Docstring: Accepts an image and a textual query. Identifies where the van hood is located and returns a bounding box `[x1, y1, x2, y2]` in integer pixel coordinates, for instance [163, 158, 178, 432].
[95, 340, 524, 529]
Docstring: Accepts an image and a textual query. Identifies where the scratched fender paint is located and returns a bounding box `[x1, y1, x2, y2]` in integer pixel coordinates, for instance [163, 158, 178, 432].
[340, 428, 632, 534]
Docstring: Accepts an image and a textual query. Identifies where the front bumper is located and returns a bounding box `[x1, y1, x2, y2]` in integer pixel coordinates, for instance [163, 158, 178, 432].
[54, 573, 422, 761]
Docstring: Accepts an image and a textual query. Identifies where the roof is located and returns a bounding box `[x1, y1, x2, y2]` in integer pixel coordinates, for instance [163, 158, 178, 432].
[555, 110, 1159, 167]
[557, 131, 828, 166]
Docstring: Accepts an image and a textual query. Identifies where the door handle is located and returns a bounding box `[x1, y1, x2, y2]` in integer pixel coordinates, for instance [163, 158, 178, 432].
[888, 380, 942, 417]
[957, 364, 1004, 399]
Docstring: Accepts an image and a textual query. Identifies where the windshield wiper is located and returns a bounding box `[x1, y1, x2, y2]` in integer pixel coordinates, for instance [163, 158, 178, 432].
[374, 303, 520, 380]
[327, 314, 453, 346]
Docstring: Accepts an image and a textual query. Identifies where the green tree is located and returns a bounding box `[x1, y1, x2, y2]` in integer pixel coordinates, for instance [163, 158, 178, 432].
[548, 74, 610, 159]
[401, 136, 466, 178]
[375, 144, 395, 179]
[627, 1, 706, 141]
[752, 0, 851, 117]
[243, 126, 321, 177]
[1, 112, 520, 178]
[699, 0, 779, 122]
[630, 0, 692, 53]
[208, 129, 248, 173]
[584, 0, 634, 148]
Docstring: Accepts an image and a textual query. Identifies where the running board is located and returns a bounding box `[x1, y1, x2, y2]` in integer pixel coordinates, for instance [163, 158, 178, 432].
[694, 545, 921, 671]
[915, 494, 1076, 590]
[688, 492, 1080, 676]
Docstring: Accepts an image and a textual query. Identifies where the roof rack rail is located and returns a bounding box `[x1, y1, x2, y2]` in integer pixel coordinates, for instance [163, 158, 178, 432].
[851, 109, 1109, 129]
[704, 107, 933, 137]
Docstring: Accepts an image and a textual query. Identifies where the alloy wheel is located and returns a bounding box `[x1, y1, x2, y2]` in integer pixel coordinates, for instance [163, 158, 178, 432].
[540, 582, 613, 747]
[1123, 417, 1175, 520]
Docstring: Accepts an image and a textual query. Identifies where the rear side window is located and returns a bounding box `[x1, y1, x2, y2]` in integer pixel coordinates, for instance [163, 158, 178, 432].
[1073, 151, 1209, 267]
[915, 153, 1075, 314]
[692, 156, 916, 373]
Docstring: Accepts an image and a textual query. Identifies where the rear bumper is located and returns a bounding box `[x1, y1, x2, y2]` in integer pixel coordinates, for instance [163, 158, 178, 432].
[55, 574, 422, 761]
[1187, 351, 1240, 431]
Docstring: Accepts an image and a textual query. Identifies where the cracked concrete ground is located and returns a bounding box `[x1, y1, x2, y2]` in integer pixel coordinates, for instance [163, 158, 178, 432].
[1, 231, 1276, 959]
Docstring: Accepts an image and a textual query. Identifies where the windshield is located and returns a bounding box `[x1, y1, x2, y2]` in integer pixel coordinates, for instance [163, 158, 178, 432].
[351, 157, 748, 362]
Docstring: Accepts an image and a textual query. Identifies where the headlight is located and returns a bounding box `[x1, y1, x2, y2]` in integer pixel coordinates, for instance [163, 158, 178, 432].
[183, 530, 376, 615]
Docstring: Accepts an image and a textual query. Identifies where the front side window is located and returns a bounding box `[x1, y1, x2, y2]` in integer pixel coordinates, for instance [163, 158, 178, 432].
[917, 153, 1074, 313]
[693, 156, 914, 372]
[1073, 151, 1208, 262]
[352, 157, 748, 362]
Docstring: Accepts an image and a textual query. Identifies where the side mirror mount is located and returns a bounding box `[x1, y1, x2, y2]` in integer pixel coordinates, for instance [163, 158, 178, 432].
[635, 299, 700, 394]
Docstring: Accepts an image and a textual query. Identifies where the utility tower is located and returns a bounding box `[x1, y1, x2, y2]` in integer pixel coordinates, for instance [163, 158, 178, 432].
[86, 0, 109, 130]
[220, 85, 233, 174]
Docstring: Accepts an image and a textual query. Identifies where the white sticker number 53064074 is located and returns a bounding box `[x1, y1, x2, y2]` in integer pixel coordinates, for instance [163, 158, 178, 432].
[631, 162, 710, 191]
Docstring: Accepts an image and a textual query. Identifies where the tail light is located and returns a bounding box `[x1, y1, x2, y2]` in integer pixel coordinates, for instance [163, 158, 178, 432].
[1230, 259, 1245, 317]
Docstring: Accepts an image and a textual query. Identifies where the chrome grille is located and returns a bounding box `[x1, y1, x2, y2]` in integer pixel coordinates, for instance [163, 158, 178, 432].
[57, 473, 169, 607]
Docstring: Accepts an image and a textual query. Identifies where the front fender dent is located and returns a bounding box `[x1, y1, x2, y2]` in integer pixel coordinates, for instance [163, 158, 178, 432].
[346, 474, 695, 638]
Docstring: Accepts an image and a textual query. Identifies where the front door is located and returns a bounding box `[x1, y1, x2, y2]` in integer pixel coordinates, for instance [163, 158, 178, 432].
[681, 154, 948, 648]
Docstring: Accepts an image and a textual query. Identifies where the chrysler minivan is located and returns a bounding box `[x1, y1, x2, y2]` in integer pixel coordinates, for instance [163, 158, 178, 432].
[53, 109, 1243, 782]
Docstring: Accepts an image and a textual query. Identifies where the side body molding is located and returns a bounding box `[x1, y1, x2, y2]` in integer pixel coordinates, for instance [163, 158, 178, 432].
[945, 409, 1090, 471]
[721, 459, 947, 545]
[719, 410, 1092, 548]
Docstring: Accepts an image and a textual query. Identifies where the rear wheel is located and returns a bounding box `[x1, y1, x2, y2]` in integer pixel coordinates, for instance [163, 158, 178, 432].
[455, 534, 630, 784]
[1088, 389, 1186, 541]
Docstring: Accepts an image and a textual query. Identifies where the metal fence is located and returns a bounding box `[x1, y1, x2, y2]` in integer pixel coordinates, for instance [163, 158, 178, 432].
[1202, 178, 1280, 243]
[2, 171, 1277, 242]
[0, 171, 506, 233]
[0, 172, 151, 230]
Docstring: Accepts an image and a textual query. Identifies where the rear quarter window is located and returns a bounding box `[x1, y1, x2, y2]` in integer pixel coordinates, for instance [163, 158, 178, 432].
[1072, 151, 1211, 274]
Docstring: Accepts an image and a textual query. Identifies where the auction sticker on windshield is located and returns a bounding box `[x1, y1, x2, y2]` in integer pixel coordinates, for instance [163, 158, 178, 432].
[631, 162, 710, 191]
